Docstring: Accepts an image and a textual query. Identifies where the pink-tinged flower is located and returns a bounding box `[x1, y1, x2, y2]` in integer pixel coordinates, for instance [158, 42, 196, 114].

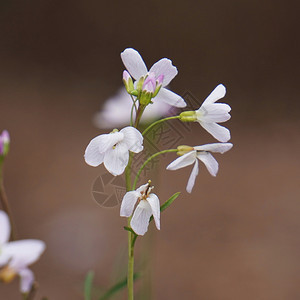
[195, 84, 231, 142]
[0, 130, 10, 156]
[167, 143, 233, 193]
[121, 48, 186, 108]
[0, 211, 45, 293]
[84, 126, 143, 176]
[93, 88, 174, 129]
[120, 182, 160, 236]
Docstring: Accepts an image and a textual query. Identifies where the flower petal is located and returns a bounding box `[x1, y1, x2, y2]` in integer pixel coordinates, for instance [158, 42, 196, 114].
[154, 88, 187, 108]
[18, 268, 34, 293]
[120, 126, 143, 153]
[166, 151, 196, 170]
[120, 191, 140, 217]
[199, 121, 231, 142]
[4, 240, 45, 270]
[0, 210, 10, 245]
[186, 160, 199, 193]
[103, 142, 129, 176]
[130, 200, 152, 236]
[121, 48, 148, 80]
[202, 84, 226, 105]
[194, 143, 233, 154]
[149, 58, 178, 87]
[84, 136, 105, 167]
[198, 103, 231, 123]
[147, 193, 160, 230]
[197, 152, 219, 176]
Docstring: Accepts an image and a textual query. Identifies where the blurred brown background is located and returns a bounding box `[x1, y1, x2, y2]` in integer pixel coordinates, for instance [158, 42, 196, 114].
[1, 0, 300, 299]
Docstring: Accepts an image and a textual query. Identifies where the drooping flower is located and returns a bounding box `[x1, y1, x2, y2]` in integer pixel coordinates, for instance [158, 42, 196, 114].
[121, 48, 186, 108]
[120, 181, 160, 236]
[93, 88, 174, 129]
[0, 130, 10, 157]
[166, 143, 233, 193]
[0, 211, 45, 293]
[84, 126, 143, 176]
[180, 84, 231, 142]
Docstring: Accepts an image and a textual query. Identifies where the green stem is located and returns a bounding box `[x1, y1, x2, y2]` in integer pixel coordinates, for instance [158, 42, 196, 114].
[132, 149, 178, 190]
[127, 217, 134, 300]
[0, 163, 16, 240]
[134, 104, 146, 128]
[142, 115, 180, 136]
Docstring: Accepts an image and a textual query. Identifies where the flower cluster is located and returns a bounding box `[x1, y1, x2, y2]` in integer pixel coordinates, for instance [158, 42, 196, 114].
[84, 48, 233, 236]
[0, 211, 45, 294]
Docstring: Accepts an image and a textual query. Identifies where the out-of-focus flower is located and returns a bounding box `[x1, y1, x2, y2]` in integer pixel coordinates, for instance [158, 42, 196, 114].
[84, 126, 143, 176]
[121, 48, 186, 108]
[0, 211, 45, 293]
[0, 130, 10, 157]
[120, 181, 160, 236]
[167, 143, 233, 193]
[180, 84, 231, 142]
[93, 88, 174, 129]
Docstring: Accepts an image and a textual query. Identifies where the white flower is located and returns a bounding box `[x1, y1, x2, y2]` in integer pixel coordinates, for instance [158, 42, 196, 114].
[0, 211, 45, 293]
[120, 182, 160, 236]
[84, 126, 143, 176]
[196, 84, 231, 142]
[93, 88, 173, 129]
[166, 143, 233, 193]
[121, 48, 186, 108]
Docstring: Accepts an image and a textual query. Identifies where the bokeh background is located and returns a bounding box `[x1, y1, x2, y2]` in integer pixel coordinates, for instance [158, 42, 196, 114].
[1, 0, 300, 299]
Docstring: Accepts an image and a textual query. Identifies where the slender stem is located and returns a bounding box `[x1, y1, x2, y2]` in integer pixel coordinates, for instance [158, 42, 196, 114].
[130, 96, 138, 127]
[134, 104, 146, 128]
[132, 149, 178, 190]
[142, 115, 180, 136]
[0, 164, 16, 240]
[127, 218, 134, 300]
[126, 101, 147, 300]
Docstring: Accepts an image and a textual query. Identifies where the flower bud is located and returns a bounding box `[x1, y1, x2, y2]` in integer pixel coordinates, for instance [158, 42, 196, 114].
[122, 71, 135, 94]
[177, 145, 194, 156]
[179, 111, 197, 122]
[0, 266, 17, 283]
[153, 74, 164, 97]
[0, 130, 10, 157]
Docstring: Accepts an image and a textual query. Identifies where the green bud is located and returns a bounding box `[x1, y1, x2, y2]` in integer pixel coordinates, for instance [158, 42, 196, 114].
[179, 111, 197, 122]
[177, 145, 194, 156]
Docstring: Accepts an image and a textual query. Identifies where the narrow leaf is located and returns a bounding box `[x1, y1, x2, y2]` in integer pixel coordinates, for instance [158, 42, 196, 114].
[150, 192, 180, 222]
[99, 273, 140, 300]
[84, 271, 95, 300]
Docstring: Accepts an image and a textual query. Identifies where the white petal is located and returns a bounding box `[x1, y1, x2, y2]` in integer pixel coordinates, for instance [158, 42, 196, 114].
[103, 142, 129, 176]
[130, 200, 152, 236]
[84, 136, 105, 167]
[18, 268, 34, 293]
[149, 58, 178, 87]
[120, 126, 143, 153]
[202, 84, 226, 105]
[198, 103, 231, 123]
[154, 88, 187, 108]
[4, 240, 45, 270]
[197, 152, 219, 176]
[194, 143, 233, 154]
[199, 121, 231, 142]
[166, 151, 196, 170]
[147, 194, 160, 230]
[120, 48, 148, 80]
[0, 210, 10, 245]
[186, 160, 199, 193]
[120, 191, 139, 217]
